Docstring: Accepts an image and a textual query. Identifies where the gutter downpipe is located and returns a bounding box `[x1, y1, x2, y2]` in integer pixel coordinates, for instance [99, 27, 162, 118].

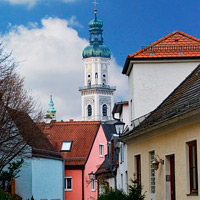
[82, 167, 84, 200]
[63, 160, 65, 200]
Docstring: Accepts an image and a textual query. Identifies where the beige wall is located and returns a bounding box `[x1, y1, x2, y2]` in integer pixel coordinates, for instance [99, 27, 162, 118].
[127, 121, 200, 200]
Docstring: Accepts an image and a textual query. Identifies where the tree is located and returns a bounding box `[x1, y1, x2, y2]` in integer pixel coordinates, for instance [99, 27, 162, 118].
[0, 43, 42, 173]
[126, 179, 146, 200]
[0, 159, 24, 191]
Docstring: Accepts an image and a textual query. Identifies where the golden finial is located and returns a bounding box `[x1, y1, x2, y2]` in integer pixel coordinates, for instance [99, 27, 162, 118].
[92, 0, 98, 14]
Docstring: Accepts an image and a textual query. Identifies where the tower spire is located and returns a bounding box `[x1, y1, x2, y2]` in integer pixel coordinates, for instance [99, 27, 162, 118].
[80, 5, 115, 121]
[92, 0, 98, 19]
[45, 95, 56, 123]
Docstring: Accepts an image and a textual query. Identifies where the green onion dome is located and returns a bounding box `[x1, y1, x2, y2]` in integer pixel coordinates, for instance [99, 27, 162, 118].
[83, 45, 111, 58]
[82, 11, 111, 59]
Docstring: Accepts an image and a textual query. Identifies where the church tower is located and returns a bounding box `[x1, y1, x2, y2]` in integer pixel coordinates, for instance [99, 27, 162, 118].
[79, 5, 116, 121]
[45, 95, 56, 123]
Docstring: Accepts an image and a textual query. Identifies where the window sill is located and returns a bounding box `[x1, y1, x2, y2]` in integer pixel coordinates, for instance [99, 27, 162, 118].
[65, 189, 72, 192]
[186, 193, 198, 196]
[99, 155, 103, 158]
[92, 189, 96, 192]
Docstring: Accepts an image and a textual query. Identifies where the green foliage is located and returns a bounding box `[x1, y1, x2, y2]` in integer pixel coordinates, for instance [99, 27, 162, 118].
[0, 159, 24, 191]
[98, 178, 146, 200]
[0, 189, 22, 200]
[98, 189, 127, 200]
[126, 179, 146, 200]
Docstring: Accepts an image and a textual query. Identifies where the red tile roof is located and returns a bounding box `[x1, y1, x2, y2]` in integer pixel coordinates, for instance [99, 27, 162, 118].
[10, 111, 62, 160]
[38, 121, 101, 166]
[122, 31, 200, 74]
[129, 30, 200, 58]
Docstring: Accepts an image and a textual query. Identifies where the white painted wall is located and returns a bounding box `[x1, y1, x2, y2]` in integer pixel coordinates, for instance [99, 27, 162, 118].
[128, 60, 200, 126]
[117, 144, 128, 194]
[117, 103, 129, 194]
[81, 57, 115, 121]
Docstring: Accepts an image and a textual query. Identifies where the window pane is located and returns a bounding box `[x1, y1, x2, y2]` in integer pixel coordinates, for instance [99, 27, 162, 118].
[150, 151, 155, 193]
[61, 141, 72, 151]
[67, 178, 72, 189]
[188, 140, 198, 194]
[99, 144, 103, 156]
[92, 179, 95, 190]
[88, 105, 92, 116]
[102, 104, 107, 116]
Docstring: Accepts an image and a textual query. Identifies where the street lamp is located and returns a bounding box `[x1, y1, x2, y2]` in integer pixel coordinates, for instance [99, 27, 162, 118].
[152, 155, 164, 170]
[88, 171, 95, 180]
[114, 120, 125, 136]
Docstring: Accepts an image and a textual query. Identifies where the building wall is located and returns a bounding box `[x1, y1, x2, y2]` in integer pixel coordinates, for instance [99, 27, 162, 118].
[16, 157, 64, 200]
[65, 169, 83, 200]
[15, 158, 32, 199]
[117, 103, 129, 194]
[81, 57, 114, 121]
[128, 61, 199, 126]
[85, 125, 108, 200]
[117, 144, 128, 194]
[32, 157, 64, 200]
[127, 121, 200, 200]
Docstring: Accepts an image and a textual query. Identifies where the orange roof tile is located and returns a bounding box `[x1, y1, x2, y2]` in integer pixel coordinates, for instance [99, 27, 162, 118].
[129, 30, 200, 58]
[122, 31, 200, 75]
[38, 121, 101, 166]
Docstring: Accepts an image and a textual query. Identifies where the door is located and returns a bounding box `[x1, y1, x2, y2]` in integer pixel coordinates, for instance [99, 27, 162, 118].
[170, 155, 175, 200]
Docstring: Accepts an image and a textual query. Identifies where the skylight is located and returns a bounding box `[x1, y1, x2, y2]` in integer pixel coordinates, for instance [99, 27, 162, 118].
[61, 141, 72, 151]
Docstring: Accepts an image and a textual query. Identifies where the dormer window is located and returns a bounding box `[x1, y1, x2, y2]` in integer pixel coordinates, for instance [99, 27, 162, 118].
[61, 141, 72, 152]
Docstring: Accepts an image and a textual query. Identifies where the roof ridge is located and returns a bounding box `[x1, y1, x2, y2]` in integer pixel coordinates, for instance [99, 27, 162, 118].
[129, 30, 200, 58]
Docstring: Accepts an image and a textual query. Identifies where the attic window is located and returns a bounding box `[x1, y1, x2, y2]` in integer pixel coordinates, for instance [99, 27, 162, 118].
[61, 141, 72, 152]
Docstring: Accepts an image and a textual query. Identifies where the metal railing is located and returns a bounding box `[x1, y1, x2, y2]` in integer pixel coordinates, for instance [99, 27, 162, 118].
[130, 94, 200, 131]
[131, 112, 152, 129]
[79, 84, 116, 91]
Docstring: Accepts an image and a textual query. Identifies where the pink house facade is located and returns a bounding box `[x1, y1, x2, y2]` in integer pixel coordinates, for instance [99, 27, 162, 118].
[39, 121, 111, 200]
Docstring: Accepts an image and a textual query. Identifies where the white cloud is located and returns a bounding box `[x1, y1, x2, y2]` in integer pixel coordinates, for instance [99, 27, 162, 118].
[1, 0, 40, 7]
[2, 17, 128, 121]
[1, 0, 77, 8]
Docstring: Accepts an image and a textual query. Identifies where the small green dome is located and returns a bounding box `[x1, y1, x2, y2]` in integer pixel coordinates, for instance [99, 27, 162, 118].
[89, 18, 103, 30]
[82, 45, 111, 58]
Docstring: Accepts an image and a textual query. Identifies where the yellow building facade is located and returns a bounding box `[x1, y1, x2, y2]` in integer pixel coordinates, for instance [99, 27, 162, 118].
[126, 111, 200, 200]
[122, 65, 200, 200]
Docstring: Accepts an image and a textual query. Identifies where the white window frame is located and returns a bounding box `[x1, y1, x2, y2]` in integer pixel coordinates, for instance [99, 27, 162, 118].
[121, 173, 123, 190]
[149, 151, 155, 194]
[120, 143, 124, 163]
[65, 177, 72, 191]
[92, 179, 96, 191]
[99, 144, 104, 157]
[61, 141, 72, 152]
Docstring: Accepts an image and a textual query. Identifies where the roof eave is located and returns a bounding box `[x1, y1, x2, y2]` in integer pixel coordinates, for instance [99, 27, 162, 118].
[122, 56, 200, 75]
[120, 108, 200, 143]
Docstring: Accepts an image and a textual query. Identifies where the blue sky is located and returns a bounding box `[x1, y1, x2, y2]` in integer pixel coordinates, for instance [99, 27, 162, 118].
[0, 0, 199, 120]
[1, 0, 200, 66]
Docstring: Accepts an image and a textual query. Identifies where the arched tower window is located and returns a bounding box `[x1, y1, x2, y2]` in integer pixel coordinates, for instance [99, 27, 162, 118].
[88, 105, 92, 116]
[88, 80, 91, 87]
[102, 104, 107, 116]
[95, 73, 98, 78]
